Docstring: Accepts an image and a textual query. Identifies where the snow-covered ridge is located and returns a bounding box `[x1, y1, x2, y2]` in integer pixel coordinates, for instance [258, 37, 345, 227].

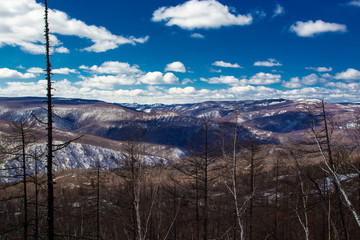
[0, 142, 177, 181]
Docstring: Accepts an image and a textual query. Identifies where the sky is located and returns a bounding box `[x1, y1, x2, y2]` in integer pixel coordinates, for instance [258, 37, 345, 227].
[0, 0, 359, 104]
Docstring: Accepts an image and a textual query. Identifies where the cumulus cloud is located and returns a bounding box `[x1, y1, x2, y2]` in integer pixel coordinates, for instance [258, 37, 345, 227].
[248, 72, 282, 85]
[182, 78, 195, 85]
[282, 77, 303, 88]
[27, 67, 78, 75]
[212, 61, 242, 68]
[52, 68, 79, 74]
[27, 67, 44, 74]
[152, 0, 252, 30]
[191, 33, 205, 38]
[81, 61, 142, 75]
[79, 75, 137, 90]
[139, 72, 179, 85]
[290, 20, 347, 37]
[168, 86, 196, 95]
[0, 68, 36, 79]
[0, 80, 47, 96]
[348, 1, 360, 7]
[254, 58, 282, 67]
[165, 61, 186, 73]
[283, 73, 321, 88]
[272, 4, 285, 18]
[0, 0, 148, 54]
[325, 81, 360, 91]
[306, 66, 333, 72]
[2, 77, 360, 104]
[201, 72, 281, 86]
[301, 73, 320, 85]
[55, 46, 70, 54]
[201, 76, 241, 85]
[78, 61, 181, 88]
[335, 68, 360, 81]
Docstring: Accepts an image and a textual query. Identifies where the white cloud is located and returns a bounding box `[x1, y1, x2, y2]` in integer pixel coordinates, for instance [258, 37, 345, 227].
[0, 0, 148, 54]
[79, 75, 137, 90]
[191, 33, 205, 39]
[139, 72, 179, 85]
[326, 81, 360, 91]
[182, 78, 195, 85]
[83, 61, 142, 75]
[2, 77, 360, 104]
[290, 20, 347, 37]
[306, 66, 333, 72]
[272, 4, 285, 18]
[201, 72, 281, 86]
[229, 85, 278, 95]
[348, 1, 360, 7]
[165, 61, 186, 73]
[321, 73, 333, 79]
[0, 68, 36, 79]
[55, 46, 70, 54]
[201, 76, 241, 85]
[0, 80, 47, 96]
[282, 77, 303, 88]
[301, 73, 320, 85]
[212, 61, 242, 68]
[254, 58, 282, 67]
[28, 67, 78, 75]
[283, 73, 321, 88]
[248, 72, 282, 85]
[78, 61, 181, 87]
[27, 67, 44, 74]
[168, 86, 196, 95]
[52, 68, 79, 75]
[152, 0, 252, 30]
[210, 68, 222, 73]
[79, 65, 89, 70]
[335, 68, 360, 81]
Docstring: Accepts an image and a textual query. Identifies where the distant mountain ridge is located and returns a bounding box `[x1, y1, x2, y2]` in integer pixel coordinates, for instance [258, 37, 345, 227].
[1, 97, 359, 145]
[0, 97, 359, 178]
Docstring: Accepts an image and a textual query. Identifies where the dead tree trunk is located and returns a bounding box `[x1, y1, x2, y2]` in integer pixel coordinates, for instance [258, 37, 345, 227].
[20, 123, 28, 240]
[44, 1, 54, 239]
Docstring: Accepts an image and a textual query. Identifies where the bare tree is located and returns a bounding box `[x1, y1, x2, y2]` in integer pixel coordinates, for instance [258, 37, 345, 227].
[110, 122, 158, 240]
[220, 113, 246, 240]
[303, 100, 360, 234]
[43, 0, 55, 239]
[0, 119, 40, 239]
[174, 119, 220, 240]
[287, 149, 310, 240]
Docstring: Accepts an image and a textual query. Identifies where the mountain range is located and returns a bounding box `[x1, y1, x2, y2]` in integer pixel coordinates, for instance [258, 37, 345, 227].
[0, 97, 359, 178]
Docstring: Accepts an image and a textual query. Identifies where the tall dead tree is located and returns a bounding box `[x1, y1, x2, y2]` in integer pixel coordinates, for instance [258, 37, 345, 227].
[0, 119, 39, 239]
[242, 138, 263, 240]
[44, 0, 54, 239]
[11, 121, 37, 240]
[221, 112, 245, 240]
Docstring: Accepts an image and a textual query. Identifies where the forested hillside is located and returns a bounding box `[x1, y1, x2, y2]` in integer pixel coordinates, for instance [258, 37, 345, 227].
[1, 97, 360, 239]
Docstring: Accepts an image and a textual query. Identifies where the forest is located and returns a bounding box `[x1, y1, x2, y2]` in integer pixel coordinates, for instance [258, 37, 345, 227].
[1, 99, 360, 240]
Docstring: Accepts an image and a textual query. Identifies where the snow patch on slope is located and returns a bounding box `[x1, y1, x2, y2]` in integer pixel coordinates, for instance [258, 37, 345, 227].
[0, 142, 173, 182]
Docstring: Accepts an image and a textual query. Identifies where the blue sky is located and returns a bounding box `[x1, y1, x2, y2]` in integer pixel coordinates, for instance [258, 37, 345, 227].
[0, 0, 359, 104]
